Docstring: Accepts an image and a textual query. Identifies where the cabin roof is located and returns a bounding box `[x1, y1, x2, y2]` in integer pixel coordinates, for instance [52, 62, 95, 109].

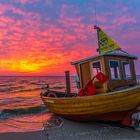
[71, 52, 137, 65]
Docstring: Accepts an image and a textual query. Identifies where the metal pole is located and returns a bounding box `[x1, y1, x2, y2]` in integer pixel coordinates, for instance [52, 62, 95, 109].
[94, 25, 100, 54]
[65, 71, 71, 96]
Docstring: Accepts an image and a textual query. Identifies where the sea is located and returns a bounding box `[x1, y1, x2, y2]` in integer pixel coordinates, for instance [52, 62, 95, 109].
[0, 76, 140, 133]
[0, 76, 78, 133]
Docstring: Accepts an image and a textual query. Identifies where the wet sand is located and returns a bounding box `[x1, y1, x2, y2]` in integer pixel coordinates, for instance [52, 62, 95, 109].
[1, 119, 140, 140]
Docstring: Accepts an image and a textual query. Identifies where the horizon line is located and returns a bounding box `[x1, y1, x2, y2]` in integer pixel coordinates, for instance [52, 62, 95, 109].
[0, 75, 76, 77]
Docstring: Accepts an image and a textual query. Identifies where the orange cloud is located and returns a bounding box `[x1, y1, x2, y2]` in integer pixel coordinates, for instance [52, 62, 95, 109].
[0, 1, 139, 76]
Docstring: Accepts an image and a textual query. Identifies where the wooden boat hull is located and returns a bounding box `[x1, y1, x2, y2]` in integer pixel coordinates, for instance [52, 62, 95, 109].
[56, 110, 132, 122]
[41, 85, 140, 122]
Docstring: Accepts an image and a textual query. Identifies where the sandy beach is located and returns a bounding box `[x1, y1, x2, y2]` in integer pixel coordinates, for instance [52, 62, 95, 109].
[1, 119, 140, 140]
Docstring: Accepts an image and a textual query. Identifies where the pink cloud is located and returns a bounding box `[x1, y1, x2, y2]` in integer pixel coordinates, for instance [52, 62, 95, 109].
[0, 1, 139, 75]
[45, 0, 54, 5]
[0, 5, 96, 76]
[15, 0, 39, 4]
[60, 4, 80, 19]
[115, 4, 130, 13]
[90, 15, 107, 24]
[112, 16, 137, 25]
[15, 0, 29, 4]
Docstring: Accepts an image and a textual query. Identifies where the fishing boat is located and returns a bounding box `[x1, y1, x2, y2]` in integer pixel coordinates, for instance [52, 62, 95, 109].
[41, 26, 140, 129]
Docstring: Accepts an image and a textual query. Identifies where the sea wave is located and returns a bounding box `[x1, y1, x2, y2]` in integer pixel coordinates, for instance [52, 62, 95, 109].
[0, 86, 24, 92]
[0, 86, 49, 93]
[0, 105, 47, 119]
[10, 86, 48, 93]
[0, 85, 65, 93]
[28, 81, 47, 86]
[0, 83, 14, 87]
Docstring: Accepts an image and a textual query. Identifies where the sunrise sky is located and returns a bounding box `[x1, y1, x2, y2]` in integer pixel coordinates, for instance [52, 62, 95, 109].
[0, 0, 140, 76]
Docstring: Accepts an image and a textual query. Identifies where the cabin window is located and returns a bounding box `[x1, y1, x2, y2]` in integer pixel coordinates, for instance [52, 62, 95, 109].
[91, 61, 101, 77]
[122, 61, 131, 80]
[109, 60, 120, 80]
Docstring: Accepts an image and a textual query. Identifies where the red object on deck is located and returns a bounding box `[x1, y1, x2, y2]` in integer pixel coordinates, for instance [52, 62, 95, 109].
[85, 80, 96, 96]
[95, 72, 108, 83]
[78, 89, 84, 96]
[78, 80, 96, 96]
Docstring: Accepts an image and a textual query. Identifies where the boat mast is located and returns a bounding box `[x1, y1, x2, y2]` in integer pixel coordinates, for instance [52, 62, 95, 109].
[94, 25, 101, 54]
[94, 0, 101, 54]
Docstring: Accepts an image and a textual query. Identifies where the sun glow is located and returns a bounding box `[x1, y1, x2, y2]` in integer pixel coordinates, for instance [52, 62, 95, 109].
[0, 59, 46, 73]
[0, 55, 74, 75]
[17, 60, 42, 72]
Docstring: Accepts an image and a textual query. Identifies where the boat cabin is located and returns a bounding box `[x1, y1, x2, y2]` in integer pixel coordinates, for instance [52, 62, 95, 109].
[71, 52, 137, 93]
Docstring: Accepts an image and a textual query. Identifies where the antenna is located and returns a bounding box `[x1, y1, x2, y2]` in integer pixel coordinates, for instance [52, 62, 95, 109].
[94, 0, 98, 26]
[93, 0, 100, 54]
[94, 26, 100, 54]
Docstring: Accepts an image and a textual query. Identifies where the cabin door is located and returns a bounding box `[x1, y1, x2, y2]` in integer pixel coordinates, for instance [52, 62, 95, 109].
[90, 61, 104, 92]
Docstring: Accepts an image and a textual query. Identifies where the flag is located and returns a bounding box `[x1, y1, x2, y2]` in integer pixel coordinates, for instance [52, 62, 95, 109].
[78, 80, 96, 96]
[97, 28, 121, 54]
[95, 72, 108, 83]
